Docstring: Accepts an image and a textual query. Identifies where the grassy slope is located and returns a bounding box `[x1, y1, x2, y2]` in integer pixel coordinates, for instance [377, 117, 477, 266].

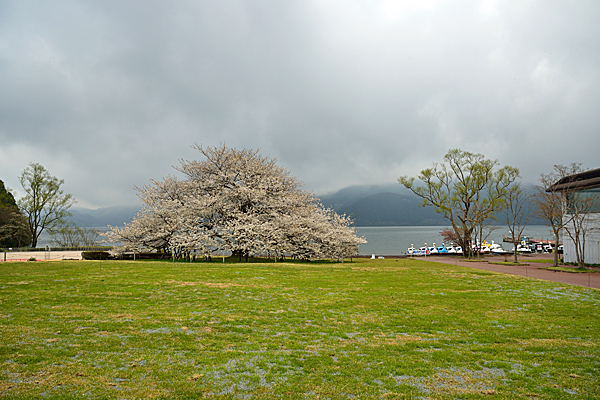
[0, 258, 599, 399]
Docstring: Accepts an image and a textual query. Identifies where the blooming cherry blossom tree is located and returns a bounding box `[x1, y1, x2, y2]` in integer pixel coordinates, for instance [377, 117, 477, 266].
[106, 144, 365, 261]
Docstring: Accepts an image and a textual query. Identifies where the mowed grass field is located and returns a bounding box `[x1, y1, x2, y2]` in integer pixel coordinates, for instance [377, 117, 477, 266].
[1, 258, 599, 399]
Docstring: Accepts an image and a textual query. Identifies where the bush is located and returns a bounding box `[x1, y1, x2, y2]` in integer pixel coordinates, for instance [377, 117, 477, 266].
[82, 251, 113, 260]
[27, 257, 37, 261]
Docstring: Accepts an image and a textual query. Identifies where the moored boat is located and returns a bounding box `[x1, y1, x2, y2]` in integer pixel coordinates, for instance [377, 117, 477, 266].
[429, 243, 439, 254]
[512, 243, 533, 253]
[446, 244, 456, 254]
[408, 244, 431, 256]
[437, 243, 448, 254]
[489, 241, 511, 255]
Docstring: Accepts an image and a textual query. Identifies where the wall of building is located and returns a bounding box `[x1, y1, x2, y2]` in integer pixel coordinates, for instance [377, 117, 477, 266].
[562, 212, 600, 265]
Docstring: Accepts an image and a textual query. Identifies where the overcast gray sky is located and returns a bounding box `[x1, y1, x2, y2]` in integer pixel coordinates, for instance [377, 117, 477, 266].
[1, 0, 599, 208]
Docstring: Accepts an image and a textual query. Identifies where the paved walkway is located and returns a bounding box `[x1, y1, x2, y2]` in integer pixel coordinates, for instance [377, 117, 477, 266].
[1, 250, 83, 262]
[424, 253, 600, 289]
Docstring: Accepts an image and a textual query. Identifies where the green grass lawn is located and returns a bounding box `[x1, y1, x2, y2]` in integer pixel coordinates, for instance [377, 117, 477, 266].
[1, 258, 599, 399]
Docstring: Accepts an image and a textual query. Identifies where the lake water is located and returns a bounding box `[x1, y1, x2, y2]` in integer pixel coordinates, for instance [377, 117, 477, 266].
[34, 225, 555, 256]
[355, 225, 554, 256]
[35, 227, 112, 249]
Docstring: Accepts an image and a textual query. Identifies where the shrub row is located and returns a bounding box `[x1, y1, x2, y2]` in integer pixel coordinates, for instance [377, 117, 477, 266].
[81, 251, 113, 260]
[116, 252, 171, 260]
[81, 251, 171, 261]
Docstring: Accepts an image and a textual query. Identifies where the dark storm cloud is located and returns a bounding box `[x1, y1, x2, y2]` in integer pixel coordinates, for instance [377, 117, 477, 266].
[1, 0, 599, 207]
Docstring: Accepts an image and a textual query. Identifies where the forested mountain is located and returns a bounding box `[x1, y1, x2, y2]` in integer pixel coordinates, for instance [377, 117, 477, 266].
[68, 186, 442, 228]
[67, 183, 546, 228]
[318, 184, 447, 226]
[318, 183, 546, 227]
[68, 206, 139, 227]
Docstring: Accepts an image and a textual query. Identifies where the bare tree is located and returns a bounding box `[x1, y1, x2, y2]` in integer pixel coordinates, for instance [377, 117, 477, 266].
[532, 163, 584, 267]
[50, 224, 100, 248]
[50, 223, 81, 247]
[439, 227, 461, 246]
[79, 228, 101, 247]
[562, 188, 599, 267]
[504, 182, 533, 263]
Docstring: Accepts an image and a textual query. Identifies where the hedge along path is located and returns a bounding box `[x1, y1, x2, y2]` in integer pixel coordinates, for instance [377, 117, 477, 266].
[0, 258, 599, 399]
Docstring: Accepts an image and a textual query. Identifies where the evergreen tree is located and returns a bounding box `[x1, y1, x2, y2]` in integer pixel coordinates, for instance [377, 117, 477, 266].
[0, 179, 32, 248]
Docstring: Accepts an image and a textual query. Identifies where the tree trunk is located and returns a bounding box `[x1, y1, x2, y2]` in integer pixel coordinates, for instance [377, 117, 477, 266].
[553, 231, 559, 267]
